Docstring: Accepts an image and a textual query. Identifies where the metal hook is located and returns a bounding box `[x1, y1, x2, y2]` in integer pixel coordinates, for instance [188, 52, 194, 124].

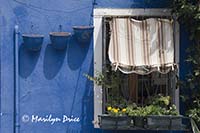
[59, 25, 62, 32]
[31, 25, 34, 29]
[31, 24, 34, 33]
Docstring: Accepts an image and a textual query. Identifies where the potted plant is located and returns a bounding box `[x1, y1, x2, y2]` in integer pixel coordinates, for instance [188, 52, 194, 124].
[126, 95, 184, 130]
[85, 70, 131, 129]
[73, 26, 94, 44]
[126, 104, 147, 128]
[145, 95, 182, 130]
[146, 105, 182, 130]
[98, 106, 131, 129]
[22, 34, 44, 51]
[85, 70, 185, 130]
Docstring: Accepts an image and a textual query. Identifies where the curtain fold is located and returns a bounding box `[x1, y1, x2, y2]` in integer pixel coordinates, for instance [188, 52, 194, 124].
[108, 18, 177, 75]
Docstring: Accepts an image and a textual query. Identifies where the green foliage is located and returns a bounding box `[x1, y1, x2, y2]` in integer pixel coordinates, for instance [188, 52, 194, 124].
[187, 108, 200, 127]
[84, 69, 127, 108]
[172, 0, 200, 127]
[126, 95, 179, 117]
[84, 70, 121, 89]
[106, 96, 127, 109]
[172, 0, 200, 42]
[150, 94, 170, 107]
[126, 106, 149, 117]
[126, 104, 178, 117]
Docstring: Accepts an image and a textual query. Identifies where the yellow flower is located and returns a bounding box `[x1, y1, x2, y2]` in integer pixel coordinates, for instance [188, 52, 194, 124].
[113, 108, 118, 113]
[122, 108, 126, 112]
[107, 106, 112, 111]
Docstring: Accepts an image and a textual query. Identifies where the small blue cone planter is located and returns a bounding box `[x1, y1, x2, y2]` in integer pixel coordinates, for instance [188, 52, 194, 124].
[73, 26, 94, 44]
[22, 34, 44, 51]
[49, 32, 71, 50]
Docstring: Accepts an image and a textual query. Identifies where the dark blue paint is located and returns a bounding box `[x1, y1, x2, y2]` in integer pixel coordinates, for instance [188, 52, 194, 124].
[179, 26, 191, 81]
[96, 0, 172, 8]
[0, 0, 189, 133]
[179, 25, 192, 116]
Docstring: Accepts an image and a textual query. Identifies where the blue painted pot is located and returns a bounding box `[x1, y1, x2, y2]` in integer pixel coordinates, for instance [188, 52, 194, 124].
[49, 32, 71, 50]
[73, 26, 94, 44]
[22, 34, 44, 51]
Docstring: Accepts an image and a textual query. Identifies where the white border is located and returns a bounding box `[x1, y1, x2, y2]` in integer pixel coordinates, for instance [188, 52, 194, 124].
[93, 8, 179, 128]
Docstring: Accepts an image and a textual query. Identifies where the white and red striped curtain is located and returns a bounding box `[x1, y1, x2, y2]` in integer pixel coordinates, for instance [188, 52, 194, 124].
[108, 18, 177, 75]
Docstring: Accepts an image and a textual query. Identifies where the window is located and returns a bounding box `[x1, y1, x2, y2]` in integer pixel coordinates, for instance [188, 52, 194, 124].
[93, 8, 179, 128]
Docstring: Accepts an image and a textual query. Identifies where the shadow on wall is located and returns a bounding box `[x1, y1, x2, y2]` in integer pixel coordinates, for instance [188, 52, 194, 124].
[67, 36, 90, 70]
[43, 44, 67, 80]
[19, 35, 90, 80]
[19, 44, 40, 78]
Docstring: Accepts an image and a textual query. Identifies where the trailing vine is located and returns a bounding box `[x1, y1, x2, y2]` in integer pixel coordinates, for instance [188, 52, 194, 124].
[172, 0, 200, 127]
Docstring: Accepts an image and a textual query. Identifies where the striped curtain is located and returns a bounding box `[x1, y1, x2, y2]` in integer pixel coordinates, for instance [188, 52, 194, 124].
[108, 18, 177, 75]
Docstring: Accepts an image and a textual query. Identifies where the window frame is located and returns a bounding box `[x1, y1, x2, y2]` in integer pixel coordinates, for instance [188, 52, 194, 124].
[93, 8, 180, 128]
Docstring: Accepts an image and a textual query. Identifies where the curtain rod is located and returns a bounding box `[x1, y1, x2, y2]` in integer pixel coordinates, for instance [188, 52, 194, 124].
[103, 16, 174, 21]
[103, 15, 173, 18]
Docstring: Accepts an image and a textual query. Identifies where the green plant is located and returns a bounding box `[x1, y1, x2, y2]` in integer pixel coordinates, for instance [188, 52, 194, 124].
[172, 0, 200, 127]
[126, 104, 178, 117]
[172, 0, 200, 40]
[187, 108, 200, 128]
[126, 96, 179, 117]
[150, 94, 170, 107]
[84, 69, 128, 107]
[126, 105, 148, 117]
[106, 96, 127, 109]
[84, 69, 122, 90]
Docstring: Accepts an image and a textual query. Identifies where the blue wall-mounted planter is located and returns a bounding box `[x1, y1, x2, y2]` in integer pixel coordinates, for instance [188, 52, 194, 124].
[22, 34, 44, 51]
[73, 26, 94, 44]
[49, 32, 71, 50]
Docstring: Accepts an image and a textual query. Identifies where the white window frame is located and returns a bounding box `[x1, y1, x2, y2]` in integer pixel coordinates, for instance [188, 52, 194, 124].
[93, 8, 180, 128]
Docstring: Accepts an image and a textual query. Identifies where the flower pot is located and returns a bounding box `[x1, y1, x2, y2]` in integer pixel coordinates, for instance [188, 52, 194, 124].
[133, 116, 146, 128]
[73, 26, 94, 44]
[49, 32, 71, 50]
[147, 115, 182, 130]
[22, 34, 44, 51]
[98, 114, 131, 129]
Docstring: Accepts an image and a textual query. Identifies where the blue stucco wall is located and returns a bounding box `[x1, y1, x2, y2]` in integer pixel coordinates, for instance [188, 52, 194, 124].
[0, 0, 187, 133]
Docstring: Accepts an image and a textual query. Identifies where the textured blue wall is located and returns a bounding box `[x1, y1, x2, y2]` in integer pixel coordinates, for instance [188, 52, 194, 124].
[0, 0, 186, 133]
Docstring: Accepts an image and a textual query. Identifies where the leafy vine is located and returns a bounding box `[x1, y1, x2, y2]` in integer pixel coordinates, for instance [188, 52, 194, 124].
[172, 0, 200, 127]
